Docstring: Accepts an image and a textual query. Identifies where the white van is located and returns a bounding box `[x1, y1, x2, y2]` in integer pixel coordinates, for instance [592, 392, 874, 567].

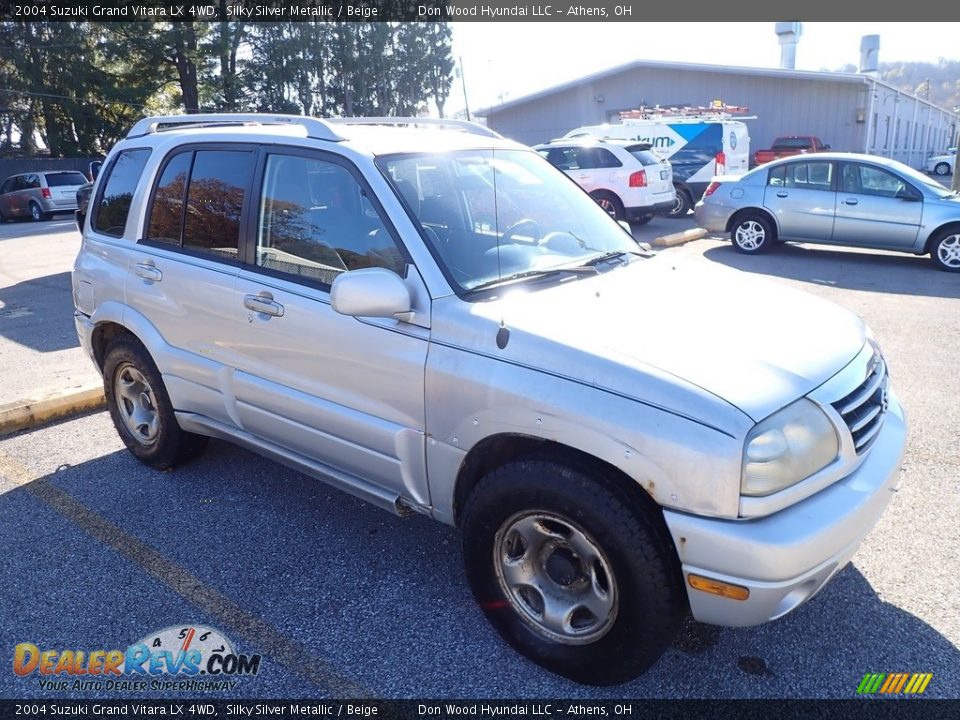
[565, 111, 751, 217]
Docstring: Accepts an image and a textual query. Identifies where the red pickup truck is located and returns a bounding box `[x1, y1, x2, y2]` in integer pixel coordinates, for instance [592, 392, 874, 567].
[753, 136, 830, 166]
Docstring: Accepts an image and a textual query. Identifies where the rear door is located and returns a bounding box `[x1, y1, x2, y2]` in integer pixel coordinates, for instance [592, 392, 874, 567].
[763, 160, 836, 241]
[832, 161, 922, 250]
[126, 145, 256, 427]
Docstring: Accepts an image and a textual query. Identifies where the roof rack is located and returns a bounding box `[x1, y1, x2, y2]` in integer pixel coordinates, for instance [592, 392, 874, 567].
[327, 117, 502, 139]
[125, 113, 344, 141]
[619, 104, 755, 121]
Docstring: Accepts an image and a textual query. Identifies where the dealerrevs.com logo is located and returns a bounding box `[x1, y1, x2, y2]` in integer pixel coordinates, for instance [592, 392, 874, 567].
[13, 624, 261, 692]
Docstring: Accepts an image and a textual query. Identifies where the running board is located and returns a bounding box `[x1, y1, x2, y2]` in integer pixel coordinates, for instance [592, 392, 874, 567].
[176, 412, 423, 517]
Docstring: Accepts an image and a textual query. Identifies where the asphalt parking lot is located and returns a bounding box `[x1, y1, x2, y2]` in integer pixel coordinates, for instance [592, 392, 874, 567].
[0, 214, 958, 700]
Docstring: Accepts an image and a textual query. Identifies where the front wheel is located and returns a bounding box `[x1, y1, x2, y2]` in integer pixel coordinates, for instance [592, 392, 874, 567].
[731, 213, 775, 253]
[934, 162, 951, 176]
[461, 457, 684, 685]
[103, 336, 208, 469]
[930, 229, 960, 272]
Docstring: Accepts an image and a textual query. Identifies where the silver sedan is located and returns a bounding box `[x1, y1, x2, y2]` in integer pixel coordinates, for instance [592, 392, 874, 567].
[694, 152, 960, 272]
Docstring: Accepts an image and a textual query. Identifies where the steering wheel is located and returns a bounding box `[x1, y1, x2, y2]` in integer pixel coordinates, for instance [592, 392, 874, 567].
[502, 218, 541, 244]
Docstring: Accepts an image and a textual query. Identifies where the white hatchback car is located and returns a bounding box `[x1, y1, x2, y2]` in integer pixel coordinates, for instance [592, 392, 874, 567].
[535, 139, 675, 224]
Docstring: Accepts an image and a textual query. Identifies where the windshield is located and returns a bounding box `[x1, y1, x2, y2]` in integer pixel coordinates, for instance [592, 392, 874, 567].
[378, 149, 642, 293]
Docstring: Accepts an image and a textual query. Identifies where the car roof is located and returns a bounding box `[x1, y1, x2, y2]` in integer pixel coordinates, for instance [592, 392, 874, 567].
[761, 152, 911, 169]
[120, 114, 525, 158]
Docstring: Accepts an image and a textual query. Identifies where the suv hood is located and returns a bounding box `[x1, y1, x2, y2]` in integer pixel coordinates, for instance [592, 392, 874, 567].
[467, 254, 865, 423]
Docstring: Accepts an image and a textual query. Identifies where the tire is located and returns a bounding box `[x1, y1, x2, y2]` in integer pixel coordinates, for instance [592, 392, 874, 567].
[103, 335, 208, 469]
[934, 162, 951, 176]
[633, 214, 654, 226]
[929, 228, 960, 272]
[731, 213, 775, 254]
[461, 456, 685, 685]
[29, 202, 46, 222]
[590, 191, 625, 222]
[665, 189, 692, 219]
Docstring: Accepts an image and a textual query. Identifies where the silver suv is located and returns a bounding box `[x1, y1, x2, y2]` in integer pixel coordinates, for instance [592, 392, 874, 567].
[73, 114, 906, 685]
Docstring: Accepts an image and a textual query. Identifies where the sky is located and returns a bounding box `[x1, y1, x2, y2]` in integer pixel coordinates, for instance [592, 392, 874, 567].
[449, 22, 960, 116]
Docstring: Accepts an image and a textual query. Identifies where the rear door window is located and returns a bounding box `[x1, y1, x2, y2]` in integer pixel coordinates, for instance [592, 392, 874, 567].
[144, 147, 255, 261]
[626, 147, 661, 166]
[93, 148, 152, 237]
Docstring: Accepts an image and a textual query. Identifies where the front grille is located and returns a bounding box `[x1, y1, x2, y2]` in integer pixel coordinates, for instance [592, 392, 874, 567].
[831, 353, 889, 455]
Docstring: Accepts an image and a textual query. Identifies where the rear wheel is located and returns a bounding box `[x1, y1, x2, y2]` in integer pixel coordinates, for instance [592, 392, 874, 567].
[930, 228, 960, 272]
[934, 162, 951, 176]
[590, 191, 625, 222]
[731, 213, 775, 254]
[665, 189, 692, 219]
[29, 202, 46, 222]
[461, 457, 684, 685]
[103, 336, 208, 469]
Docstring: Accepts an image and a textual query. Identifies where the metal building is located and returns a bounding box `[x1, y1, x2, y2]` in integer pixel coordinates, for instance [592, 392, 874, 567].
[478, 58, 959, 170]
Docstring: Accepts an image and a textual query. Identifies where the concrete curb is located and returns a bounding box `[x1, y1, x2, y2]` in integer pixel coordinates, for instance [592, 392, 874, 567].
[0, 382, 105, 436]
[653, 227, 709, 247]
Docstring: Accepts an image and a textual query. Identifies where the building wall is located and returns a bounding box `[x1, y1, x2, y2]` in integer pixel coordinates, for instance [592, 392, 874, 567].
[483, 66, 959, 169]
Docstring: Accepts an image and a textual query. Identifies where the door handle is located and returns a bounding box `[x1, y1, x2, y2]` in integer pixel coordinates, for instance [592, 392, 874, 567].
[844, 198, 859, 205]
[244, 293, 284, 318]
[776, 191, 788, 198]
[134, 262, 162, 282]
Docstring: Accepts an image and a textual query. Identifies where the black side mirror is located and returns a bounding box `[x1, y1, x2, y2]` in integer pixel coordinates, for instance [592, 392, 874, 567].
[896, 188, 920, 201]
[89, 161, 102, 180]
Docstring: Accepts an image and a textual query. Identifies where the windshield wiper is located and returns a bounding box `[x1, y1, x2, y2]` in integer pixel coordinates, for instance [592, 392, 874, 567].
[581, 250, 645, 267]
[468, 265, 598, 293]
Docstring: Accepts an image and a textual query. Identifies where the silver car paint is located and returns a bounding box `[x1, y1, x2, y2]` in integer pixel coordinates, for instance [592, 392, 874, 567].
[696, 152, 960, 255]
[74, 125, 907, 628]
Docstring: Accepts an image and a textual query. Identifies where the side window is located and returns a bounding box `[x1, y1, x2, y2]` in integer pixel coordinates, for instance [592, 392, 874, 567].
[593, 149, 623, 169]
[93, 148, 152, 237]
[25, 174, 41, 189]
[783, 162, 833, 190]
[543, 147, 579, 170]
[576, 148, 599, 170]
[0, 178, 13, 194]
[255, 154, 405, 285]
[767, 165, 786, 187]
[182, 150, 254, 260]
[846, 164, 908, 198]
[146, 151, 192, 246]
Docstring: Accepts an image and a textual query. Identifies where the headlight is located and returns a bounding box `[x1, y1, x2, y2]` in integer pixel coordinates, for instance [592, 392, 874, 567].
[741, 399, 839, 496]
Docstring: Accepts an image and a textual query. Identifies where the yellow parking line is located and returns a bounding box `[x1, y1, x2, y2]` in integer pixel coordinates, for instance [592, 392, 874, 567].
[0, 451, 370, 698]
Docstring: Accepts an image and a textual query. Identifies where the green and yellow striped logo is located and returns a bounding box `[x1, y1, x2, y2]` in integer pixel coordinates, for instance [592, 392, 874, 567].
[857, 673, 933, 694]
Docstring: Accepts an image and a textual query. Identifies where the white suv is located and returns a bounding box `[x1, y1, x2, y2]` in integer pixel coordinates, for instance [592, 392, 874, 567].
[535, 139, 676, 224]
[73, 114, 905, 685]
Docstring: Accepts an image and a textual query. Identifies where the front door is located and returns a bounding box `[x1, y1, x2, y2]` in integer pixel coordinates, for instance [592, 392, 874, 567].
[832, 162, 923, 250]
[230, 149, 431, 506]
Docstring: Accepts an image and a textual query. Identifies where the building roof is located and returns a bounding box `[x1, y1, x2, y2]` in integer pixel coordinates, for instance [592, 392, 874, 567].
[477, 58, 956, 117]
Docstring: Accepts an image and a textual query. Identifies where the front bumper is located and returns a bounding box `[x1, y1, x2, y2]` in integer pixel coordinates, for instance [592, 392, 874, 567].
[663, 397, 906, 627]
[74, 311, 98, 369]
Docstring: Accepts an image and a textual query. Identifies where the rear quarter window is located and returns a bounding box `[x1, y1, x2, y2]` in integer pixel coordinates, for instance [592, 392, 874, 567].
[93, 148, 152, 237]
[627, 149, 662, 166]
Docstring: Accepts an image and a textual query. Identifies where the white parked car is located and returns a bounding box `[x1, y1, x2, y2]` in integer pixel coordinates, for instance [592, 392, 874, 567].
[73, 114, 905, 685]
[924, 147, 956, 176]
[535, 139, 675, 224]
